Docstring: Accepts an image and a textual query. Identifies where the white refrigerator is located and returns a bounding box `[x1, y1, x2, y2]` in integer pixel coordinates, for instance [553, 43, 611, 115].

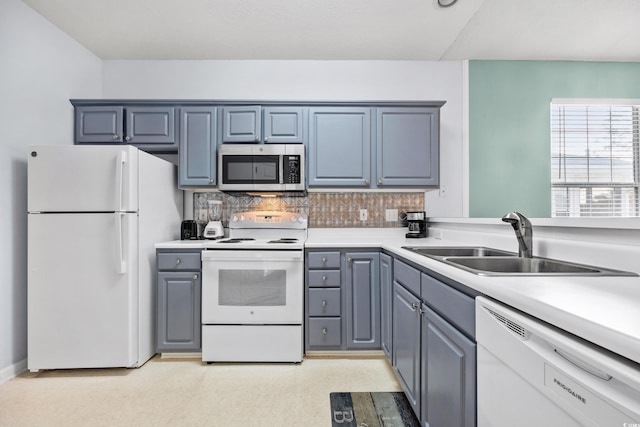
[27, 145, 183, 371]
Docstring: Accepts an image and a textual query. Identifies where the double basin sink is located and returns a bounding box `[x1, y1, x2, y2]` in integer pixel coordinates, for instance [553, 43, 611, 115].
[402, 246, 637, 276]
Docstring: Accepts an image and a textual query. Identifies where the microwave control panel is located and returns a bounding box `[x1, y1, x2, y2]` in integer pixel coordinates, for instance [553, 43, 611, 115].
[283, 155, 302, 184]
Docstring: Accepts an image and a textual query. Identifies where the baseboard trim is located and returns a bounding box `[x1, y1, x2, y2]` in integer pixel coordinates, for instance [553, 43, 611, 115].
[305, 350, 386, 359]
[0, 358, 27, 385]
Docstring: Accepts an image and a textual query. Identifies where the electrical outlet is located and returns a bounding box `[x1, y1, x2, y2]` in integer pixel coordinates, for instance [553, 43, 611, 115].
[385, 209, 398, 222]
[359, 209, 368, 221]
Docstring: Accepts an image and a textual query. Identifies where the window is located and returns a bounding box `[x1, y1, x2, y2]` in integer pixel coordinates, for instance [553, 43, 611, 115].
[551, 100, 640, 217]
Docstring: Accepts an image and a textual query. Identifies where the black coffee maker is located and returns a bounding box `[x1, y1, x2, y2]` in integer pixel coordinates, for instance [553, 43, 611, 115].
[405, 211, 427, 238]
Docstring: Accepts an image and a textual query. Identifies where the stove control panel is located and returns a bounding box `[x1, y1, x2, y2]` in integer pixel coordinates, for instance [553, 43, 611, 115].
[230, 211, 307, 229]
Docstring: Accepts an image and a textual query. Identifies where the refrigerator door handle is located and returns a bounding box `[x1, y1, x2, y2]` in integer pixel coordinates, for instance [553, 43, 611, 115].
[115, 151, 127, 212]
[115, 212, 127, 274]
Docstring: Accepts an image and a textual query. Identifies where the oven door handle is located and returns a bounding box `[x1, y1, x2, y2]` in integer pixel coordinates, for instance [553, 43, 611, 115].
[202, 251, 303, 262]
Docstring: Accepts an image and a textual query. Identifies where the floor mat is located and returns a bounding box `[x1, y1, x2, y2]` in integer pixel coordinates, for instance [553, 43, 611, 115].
[329, 392, 420, 427]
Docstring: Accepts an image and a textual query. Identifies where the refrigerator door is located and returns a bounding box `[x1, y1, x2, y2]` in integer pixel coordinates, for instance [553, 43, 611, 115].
[27, 145, 139, 213]
[28, 212, 139, 370]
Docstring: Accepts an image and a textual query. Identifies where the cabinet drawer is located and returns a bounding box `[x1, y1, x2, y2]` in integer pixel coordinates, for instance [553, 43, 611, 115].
[308, 270, 341, 288]
[421, 273, 475, 338]
[308, 252, 341, 269]
[394, 259, 421, 296]
[157, 252, 201, 271]
[308, 317, 342, 347]
[308, 288, 341, 316]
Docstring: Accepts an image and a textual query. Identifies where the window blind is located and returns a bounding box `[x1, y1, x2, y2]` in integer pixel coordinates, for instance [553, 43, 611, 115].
[551, 103, 639, 217]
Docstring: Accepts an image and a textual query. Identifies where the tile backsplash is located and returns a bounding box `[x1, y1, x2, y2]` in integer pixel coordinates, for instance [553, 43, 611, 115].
[192, 192, 424, 228]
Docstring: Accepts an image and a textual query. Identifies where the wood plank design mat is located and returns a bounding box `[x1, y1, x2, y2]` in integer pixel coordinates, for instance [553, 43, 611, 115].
[330, 392, 420, 427]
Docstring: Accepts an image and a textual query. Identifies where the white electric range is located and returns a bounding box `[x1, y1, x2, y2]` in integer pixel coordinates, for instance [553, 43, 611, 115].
[201, 210, 307, 363]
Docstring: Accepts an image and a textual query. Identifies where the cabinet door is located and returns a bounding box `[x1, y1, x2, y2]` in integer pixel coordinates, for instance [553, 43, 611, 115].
[263, 107, 305, 143]
[421, 304, 476, 427]
[222, 106, 261, 143]
[179, 107, 217, 186]
[308, 107, 371, 187]
[75, 106, 124, 143]
[157, 271, 201, 352]
[392, 282, 421, 418]
[380, 253, 393, 360]
[376, 107, 439, 186]
[345, 252, 380, 349]
[125, 106, 176, 145]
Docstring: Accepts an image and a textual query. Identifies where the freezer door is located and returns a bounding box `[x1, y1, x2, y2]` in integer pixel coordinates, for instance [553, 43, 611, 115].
[28, 212, 140, 370]
[27, 145, 139, 212]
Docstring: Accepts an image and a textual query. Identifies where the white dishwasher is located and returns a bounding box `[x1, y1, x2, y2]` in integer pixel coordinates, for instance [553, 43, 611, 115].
[476, 296, 640, 427]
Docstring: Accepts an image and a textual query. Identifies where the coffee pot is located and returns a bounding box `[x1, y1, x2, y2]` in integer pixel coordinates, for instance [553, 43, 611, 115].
[405, 211, 427, 238]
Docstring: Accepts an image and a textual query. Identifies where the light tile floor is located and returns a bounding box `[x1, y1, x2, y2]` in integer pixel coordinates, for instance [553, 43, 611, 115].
[0, 355, 401, 427]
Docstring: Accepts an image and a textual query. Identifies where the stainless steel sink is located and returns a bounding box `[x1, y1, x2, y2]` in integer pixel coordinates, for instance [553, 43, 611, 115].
[402, 246, 637, 276]
[402, 246, 516, 258]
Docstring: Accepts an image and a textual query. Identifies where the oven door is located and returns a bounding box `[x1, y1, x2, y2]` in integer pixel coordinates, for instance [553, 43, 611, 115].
[201, 250, 303, 324]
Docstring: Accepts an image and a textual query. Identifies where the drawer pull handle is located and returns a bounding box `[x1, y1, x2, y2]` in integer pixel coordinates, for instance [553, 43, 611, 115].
[322, 328, 328, 335]
[322, 257, 327, 263]
[322, 300, 328, 307]
[175, 259, 181, 265]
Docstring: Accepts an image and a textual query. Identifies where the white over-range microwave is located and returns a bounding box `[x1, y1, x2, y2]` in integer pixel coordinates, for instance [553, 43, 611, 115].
[217, 144, 305, 193]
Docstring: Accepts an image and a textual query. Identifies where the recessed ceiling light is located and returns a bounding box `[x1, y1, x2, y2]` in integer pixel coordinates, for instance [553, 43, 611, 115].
[437, 0, 458, 7]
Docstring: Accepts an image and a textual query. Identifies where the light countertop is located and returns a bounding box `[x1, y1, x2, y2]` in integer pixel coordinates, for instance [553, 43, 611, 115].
[156, 228, 640, 365]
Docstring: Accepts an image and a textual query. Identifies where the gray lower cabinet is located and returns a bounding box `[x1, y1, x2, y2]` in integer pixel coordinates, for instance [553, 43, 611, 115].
[306, 251, 343, 350]
[380, 253, 393, 360]
[421, 304, 476, 427]
[391, 258, 476, 427]
[392, 280, 422, 417]
[308, 107, 372, 187]
[156, 250, 201, 352]
[179, 107, 217, 187]
[345, 252, 380, 349]
[376, 107, 440, 187]
[305, 249, 381, 351]
[75, 105, 178, 152]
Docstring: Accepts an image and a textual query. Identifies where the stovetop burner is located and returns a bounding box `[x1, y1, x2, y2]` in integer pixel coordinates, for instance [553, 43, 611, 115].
[268, 238, 299, 244]
[217, 238, 256, 244]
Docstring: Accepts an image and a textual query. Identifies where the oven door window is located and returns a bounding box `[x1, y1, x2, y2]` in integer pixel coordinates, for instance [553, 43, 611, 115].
[222, 155, 280, 184]
[219, 270, 286, 306]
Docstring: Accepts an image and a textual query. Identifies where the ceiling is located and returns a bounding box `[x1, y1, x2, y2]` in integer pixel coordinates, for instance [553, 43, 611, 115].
[22, 0, 640, 61]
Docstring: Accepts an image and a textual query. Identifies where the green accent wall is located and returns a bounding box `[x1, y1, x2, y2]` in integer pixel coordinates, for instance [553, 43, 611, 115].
[468, 61, 640, 218]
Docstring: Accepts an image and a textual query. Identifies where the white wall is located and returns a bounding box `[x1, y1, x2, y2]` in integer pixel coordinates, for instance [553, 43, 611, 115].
[102, 60, 465, 217]
[0, 0, 102, 383]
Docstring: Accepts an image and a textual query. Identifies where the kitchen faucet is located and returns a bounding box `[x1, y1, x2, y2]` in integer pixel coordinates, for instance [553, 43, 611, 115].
[501, 211, 533, 258]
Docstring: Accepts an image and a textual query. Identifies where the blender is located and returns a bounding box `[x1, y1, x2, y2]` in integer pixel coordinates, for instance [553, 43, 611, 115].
[203, 200, 224, 239]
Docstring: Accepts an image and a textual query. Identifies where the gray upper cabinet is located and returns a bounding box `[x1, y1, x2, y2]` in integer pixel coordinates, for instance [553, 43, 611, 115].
[263, 107, 305, 143]
[376, 107, 439, 187]
[75, 106, 123, 143]
[179, 107, 217, 187]
[75, 105, 178, 152]
[308, 107, 372, 187]
[345, 252, 380, 349]
[222, 106, 261, 143]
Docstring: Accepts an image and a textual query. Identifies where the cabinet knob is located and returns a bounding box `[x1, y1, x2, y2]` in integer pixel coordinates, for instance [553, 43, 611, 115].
[112, 134, 119, 140]
[255, 136, 259, 142]
[175, 258, 181, 265]
[322, 257, 327, 263]
[322, 300, 328, 307]
[418, 307, 425, 315]
[348, 258, 352, 263]
[193, 274, 198, 280]
[264, 137, 268, 142]
[378, 178, 383, 185]
[124, 135, 131, 141]
[322, 275, 327, 281]
[209, 178, 213, 184]
[365, 179, 370, 185]
[411, 303, 418, 311]
[322, 328, 328, 335]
